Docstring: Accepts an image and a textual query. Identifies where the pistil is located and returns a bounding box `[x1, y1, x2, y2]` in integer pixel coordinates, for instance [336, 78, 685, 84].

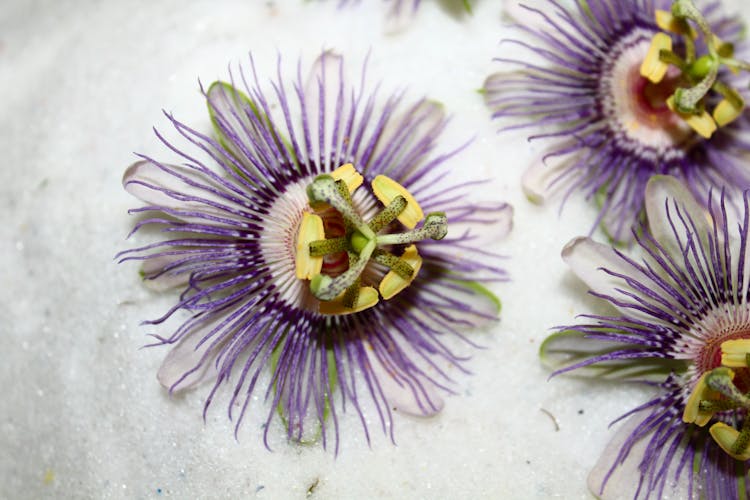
[683, 339, 750, 460]
[295, 164, 448, 315]
[640, 0, 748, 138]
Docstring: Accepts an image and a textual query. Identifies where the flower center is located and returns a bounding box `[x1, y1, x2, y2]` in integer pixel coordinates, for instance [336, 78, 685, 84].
[639, 1, 748, 138]
[603, 30, 693, 159]
[294, 164, 448, 316]
[684, 338, 750, 460]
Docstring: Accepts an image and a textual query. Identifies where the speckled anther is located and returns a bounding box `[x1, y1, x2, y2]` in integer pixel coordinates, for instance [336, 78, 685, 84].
[682, 372, 716, 426]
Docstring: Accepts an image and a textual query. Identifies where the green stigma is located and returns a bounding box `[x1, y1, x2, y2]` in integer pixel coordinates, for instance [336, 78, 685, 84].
[295, 164, 449, 315]
[640, 0, 748, 138]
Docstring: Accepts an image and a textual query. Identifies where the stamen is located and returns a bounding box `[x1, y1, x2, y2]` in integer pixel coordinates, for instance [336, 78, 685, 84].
[655, 9, 696, 38]
[372, 175, 424, 229]
[373, 249, 415, 280]
[331, 163, 363, 193]
[641, 33, 672, 83]
[319, 286, 379, 315]
[720, 339, 750, 368]
[709, 422, 750, 460]
[712, 82, 745, 127]
[295, 213, 325, 280]
[667, 96, 717, 139]
[682, 372, 716, 426]
[379, 245, 423, 300]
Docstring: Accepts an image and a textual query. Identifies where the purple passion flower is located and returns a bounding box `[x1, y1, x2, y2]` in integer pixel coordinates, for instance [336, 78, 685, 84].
[118, 52, 511, 451]
[485, 0, 750, 242]
[542, 175, 750, 498]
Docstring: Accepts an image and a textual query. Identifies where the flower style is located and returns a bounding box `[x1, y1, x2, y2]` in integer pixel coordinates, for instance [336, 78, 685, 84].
[485, 0, 750, 242]
[542, 175, 750, 498]
[118, 52, 510, 451]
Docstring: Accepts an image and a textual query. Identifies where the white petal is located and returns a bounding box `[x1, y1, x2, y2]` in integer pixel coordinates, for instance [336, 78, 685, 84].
[563, 236, 702, 328]
[205, 80, 268, 168]
[413, 277, 501, 330]
[645, 175, 711, 258]
[502, 0, 548, 30]
[442, 201, 513, 250]
[540, 330, 677, 381]
[562, 237, 642, 300]
[588, 413, 691, 500]
[370, 100, 445, 181]
[384, 1, 417, 35]
[123, 160, 239, 220]
[482, 72, 505, 100]
[304, 51, 346, 171]
[521, 149, 573, 205]
[364, 341, 444, 416]
[157, 332, 220, 392]
[140, 254, 191, 291]
[488, 203, 513, 242]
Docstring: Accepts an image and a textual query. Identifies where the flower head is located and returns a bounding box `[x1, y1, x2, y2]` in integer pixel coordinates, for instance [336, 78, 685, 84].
[119, 52, 510, 451]
[485, 0, 750, 242]
[542, 176, 750, 497]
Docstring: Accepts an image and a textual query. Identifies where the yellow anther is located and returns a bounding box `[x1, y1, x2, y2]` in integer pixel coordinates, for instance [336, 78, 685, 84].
[372, 175, 424, 229]
[655, 10, 696, 38]
[641, 33, 673, 83]
[709, 422, 750, 460]
[378, 245, 423, 300]
[667, 96, 717, 139]
[713, 98, 744, 127]
[319, 286, 379, 315]
[720, 339, 750, 367]
[331, 163, 363, 194]
[683, 372, 719, 426]
[295, 212, 325, 280]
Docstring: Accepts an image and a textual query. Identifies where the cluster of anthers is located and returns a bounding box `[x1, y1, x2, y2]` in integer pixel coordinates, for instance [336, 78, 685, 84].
[683, 340, 750, 459]
[641, 0, 749, 138]
[295, 163, 448, 315]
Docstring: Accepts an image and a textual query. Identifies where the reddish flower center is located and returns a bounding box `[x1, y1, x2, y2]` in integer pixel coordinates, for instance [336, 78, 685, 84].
[315, 205, 349, 277]
[696, 329, 750, 388]
[602, 32, 693, 155]
[618, 63, 692, 143]
[634, 69, 678, 121]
